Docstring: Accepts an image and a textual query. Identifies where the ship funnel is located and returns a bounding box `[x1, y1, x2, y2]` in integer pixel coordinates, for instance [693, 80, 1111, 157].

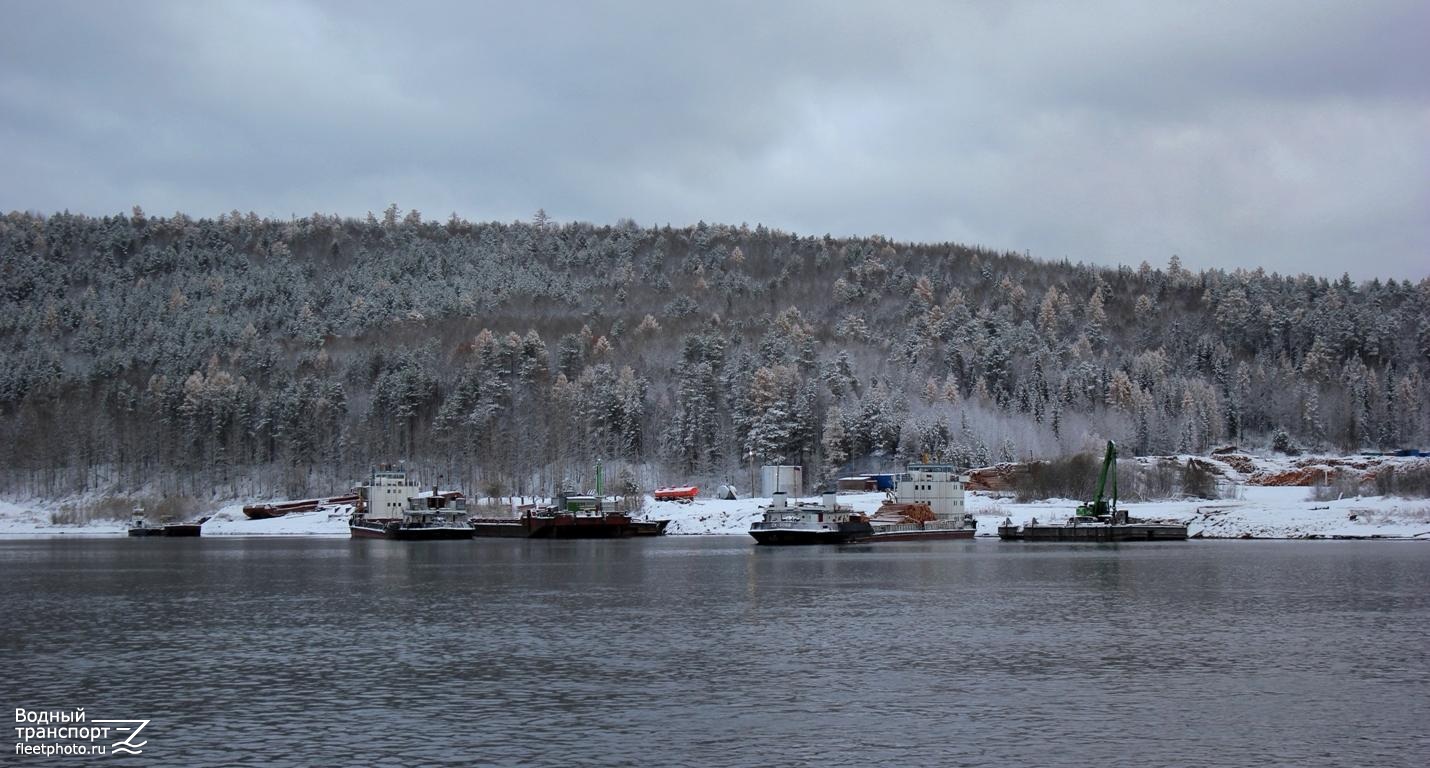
[822, 492, 837, 509]
[772, 491, 787, 509]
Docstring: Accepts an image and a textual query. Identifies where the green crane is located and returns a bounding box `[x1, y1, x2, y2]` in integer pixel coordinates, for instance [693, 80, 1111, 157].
[1076, 440, 1119, 518]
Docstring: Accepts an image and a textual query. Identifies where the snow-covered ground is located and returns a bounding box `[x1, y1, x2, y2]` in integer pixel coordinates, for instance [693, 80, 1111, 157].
[201, 503, 353, 536]
[653, 488, 1430, 540]
[3, 452, 1428, 540]
[0, 498, 130, 537]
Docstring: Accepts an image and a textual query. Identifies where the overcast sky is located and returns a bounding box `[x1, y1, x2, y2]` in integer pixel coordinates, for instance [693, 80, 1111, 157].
[2, 1, 1426, 279]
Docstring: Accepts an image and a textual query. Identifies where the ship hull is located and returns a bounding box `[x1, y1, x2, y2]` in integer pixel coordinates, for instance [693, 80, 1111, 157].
[864, 527, 974, 542]
[128, 525, 202, 537]
[349, 522, 474, 540]
[469, 514, 643, 539]
[998, 523, 1188, 542]
[749, 523, 873, 545]
[630, 519, 670, 536]
[467, 521, 541, 538]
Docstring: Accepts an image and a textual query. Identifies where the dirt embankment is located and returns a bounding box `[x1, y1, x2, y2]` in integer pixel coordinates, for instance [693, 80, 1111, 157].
[967, 453, 1429, 490]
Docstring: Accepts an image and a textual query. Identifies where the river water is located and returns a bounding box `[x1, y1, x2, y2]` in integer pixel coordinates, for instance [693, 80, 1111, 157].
[2, 537, 1426, 766]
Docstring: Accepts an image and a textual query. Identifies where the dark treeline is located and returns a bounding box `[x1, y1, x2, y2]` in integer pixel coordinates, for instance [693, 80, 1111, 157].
[2, 207, 1426, 499]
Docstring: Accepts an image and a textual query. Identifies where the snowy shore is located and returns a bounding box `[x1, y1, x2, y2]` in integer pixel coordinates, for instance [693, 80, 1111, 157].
[3, 452, 1427, 540]
[2, 487, 1426, 540]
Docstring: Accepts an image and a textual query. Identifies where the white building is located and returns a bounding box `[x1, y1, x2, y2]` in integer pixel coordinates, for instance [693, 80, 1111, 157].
[760, 465, 803, 498]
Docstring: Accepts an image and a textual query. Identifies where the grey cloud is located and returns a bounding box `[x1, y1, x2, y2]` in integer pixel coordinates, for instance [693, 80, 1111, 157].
[1, 0, 1425, 279]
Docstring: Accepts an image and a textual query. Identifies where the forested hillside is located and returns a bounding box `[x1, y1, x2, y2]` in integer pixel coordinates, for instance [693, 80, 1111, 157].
[2, 207, 1426, 498]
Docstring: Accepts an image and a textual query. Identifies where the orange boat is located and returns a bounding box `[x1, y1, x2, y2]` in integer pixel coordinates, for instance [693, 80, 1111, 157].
[653, 486, 699, 502]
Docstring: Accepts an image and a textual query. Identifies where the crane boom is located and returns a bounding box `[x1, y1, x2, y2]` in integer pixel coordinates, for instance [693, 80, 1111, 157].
[1077, 440, 1118, 517]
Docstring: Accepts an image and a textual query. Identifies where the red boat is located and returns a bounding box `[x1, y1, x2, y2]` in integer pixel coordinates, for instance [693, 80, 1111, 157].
[653, 486, 699, 502]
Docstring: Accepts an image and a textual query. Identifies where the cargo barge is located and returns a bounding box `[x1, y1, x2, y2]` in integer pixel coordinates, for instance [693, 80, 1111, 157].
[997, 515, 1188, 542]
[469, 495, 653, 538]
[996, 441, 1187, 542]
[865, 463, 976, 542]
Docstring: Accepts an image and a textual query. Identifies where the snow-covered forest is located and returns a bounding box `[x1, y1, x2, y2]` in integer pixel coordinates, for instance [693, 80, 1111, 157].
[1, 207, 1426, 498]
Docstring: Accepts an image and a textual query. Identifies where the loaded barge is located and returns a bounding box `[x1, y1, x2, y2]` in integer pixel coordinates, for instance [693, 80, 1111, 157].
[865, 463, 976, 541]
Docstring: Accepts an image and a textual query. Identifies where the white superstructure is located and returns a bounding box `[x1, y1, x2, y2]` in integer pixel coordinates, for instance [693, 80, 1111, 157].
[895, 464, 968, 520]
[358, 468, 419, 521]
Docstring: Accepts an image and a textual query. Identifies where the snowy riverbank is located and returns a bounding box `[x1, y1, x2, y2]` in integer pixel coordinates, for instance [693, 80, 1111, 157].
[657, 488, 1430, 540]
[2, 487, 1427, 540]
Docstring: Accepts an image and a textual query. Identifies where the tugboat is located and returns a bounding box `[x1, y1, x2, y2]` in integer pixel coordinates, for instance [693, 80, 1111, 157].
[997, 441, 1188, 542]
[127, 507, 165, 537]
[748, 491, 874, 545]
[127, 507, 206, 537]
[865, 463, 976, 541]
[349, 467, 473, 540]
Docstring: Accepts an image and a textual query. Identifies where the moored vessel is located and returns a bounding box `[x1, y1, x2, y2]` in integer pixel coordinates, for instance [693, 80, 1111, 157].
[469, 495, 647, 538]
[126, 507, 164, 537]
[469, 461, 664, 538]
[996, 441, 1188, 542]
[996, 515, 1188, 542]
[127, 507, 207, 537]
[243, 493, 361, 520]
[349, 467, 473, 540]
[630, 518, 671, 536]
[748, 491, 873, 545]
[865, 463, 976, 542]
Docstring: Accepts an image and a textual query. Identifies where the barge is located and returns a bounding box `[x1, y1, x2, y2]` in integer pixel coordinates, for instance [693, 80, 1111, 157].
[997, 514, 1188, 542]
[469, 495, 650, 538]
[865, 463, 976, 542]
[244, 493, 361, 520]
[997, 440, 1187, 542]
[471, 461, 666, 538]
